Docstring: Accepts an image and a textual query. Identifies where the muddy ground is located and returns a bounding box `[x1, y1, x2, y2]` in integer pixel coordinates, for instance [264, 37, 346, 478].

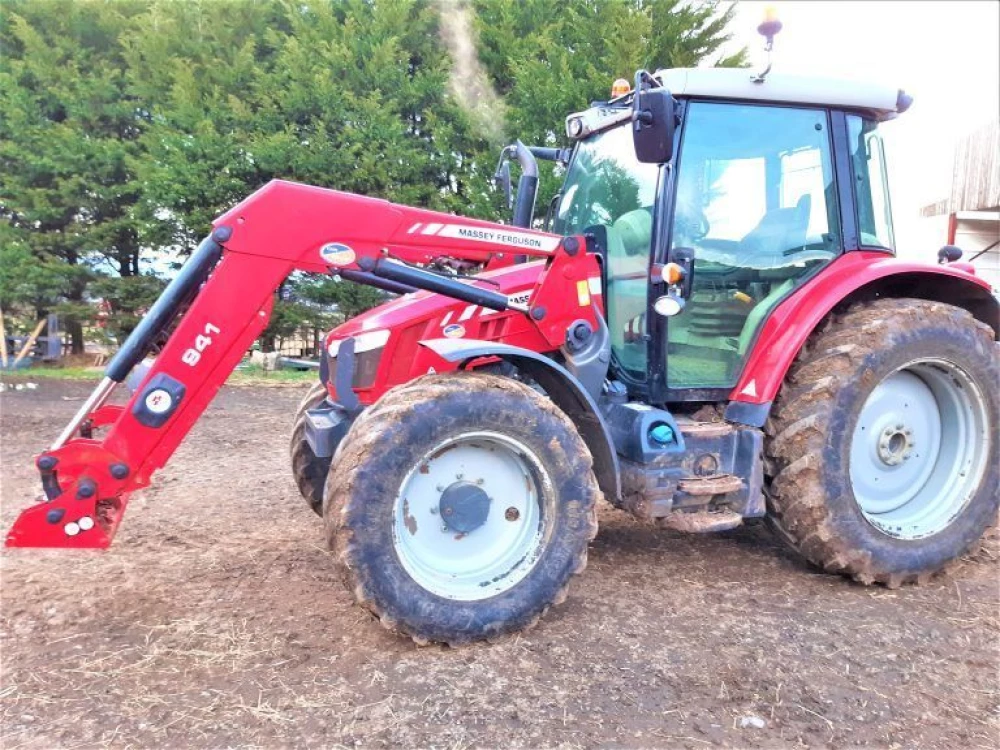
[1, 379, 997, 749]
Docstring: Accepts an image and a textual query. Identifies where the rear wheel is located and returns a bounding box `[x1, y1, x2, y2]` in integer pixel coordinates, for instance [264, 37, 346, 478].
[324, 372, 599, 645]
[290, 381, 331, 515]
[766, 298, 999, 585]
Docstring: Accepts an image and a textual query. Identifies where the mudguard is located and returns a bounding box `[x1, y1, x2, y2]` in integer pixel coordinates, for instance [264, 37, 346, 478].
[420, 338, 622, 503]
[731, 252, 999, 409]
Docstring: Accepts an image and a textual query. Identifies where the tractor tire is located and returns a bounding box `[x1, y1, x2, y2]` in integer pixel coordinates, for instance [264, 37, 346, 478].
[765, 298, 999, 586]
[289, 381, 332, 515]
[324, 371, 600, 645]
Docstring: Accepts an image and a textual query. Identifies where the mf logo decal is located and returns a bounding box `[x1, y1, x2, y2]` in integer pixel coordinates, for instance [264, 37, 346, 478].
[443, 323, 466, 339]
[144, 388, 173, 414]
[319, 242, 356, 267]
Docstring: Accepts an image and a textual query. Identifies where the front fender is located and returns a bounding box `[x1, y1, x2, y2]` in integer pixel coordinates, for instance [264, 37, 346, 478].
[732, 252, 999, 407]
[420, 338, 621, 503]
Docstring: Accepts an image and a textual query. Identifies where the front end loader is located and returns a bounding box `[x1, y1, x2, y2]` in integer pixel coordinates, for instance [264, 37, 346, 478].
[8, 62, 998, 645]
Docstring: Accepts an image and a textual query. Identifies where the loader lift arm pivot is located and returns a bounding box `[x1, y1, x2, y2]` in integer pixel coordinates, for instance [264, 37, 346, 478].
[7, 179, 601, 549]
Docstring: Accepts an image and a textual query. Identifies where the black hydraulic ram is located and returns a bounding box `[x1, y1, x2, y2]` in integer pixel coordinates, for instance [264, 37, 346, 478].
[368, 258, 528, 313]
[50, 228, 228, 450]
[105, 227, 230, 382]
[338, 268, 417, 296]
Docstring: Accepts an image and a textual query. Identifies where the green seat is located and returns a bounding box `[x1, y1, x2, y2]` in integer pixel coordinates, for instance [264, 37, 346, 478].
[737, 278, 796, 356]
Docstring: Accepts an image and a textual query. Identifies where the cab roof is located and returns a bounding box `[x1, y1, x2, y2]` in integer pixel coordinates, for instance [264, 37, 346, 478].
[655, 67, 910, 121]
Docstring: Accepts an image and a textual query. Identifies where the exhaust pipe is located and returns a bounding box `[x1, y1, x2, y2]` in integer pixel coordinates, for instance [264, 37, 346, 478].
[511, 140, 538, 229]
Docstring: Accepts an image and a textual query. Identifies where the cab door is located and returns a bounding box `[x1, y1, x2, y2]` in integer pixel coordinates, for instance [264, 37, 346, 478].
[659, 101, 842, 397]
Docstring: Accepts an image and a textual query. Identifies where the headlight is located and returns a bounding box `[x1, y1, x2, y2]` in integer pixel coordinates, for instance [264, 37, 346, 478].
[326, 330, 390, 391]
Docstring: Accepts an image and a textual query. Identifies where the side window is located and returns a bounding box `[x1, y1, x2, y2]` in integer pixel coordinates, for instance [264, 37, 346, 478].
[553, 125, 660, 381]
[848, 115, 895, 249]
[667, 102, 840, 390]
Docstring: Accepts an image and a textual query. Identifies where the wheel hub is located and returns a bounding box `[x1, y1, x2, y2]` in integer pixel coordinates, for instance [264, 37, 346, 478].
[876, 424, 914, 466]
[392, 432, 546, 601]
[439, 481, 491, 534]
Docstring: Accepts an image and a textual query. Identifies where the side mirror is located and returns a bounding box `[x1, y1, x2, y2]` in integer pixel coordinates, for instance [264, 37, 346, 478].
[937, 245, 962, 264]
[631, 70, 676, 164]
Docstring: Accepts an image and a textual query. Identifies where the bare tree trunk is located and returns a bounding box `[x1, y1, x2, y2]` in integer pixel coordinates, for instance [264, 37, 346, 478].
[66, 319, 85, 355]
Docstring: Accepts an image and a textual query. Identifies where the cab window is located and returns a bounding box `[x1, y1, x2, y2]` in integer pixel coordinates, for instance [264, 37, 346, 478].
[553, 124, 661, 380]
[667, 102, 840, 390]
[848, 115, 895, 249]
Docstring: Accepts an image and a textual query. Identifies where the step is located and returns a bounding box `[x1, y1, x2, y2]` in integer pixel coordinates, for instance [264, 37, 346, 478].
[674, 417, 734, 439]
[661, 509, 744, 533]
[677, 474, 744, 496]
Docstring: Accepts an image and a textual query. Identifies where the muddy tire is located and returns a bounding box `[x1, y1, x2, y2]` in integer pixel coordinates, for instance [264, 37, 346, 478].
[765, 298, 999, 585]
[289, 381, 332, 515]
[324, 372, 600, 645]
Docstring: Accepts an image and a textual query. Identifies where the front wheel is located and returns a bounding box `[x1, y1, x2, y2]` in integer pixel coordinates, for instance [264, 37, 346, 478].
[766, 298, 999, 585]
[289, 381, 332, 515]
[324, 372, 599, 645]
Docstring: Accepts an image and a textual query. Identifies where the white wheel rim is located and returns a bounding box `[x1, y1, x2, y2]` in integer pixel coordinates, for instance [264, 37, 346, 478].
[850, 358, 990, 539]
[392, 431, 549, 601]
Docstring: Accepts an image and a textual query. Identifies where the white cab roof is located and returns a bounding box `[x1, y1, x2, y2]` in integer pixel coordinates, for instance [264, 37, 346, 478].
[655, 68, 906, 119]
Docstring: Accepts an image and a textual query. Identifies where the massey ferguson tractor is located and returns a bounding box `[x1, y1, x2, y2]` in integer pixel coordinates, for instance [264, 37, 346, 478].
[7, 64, 998, 645]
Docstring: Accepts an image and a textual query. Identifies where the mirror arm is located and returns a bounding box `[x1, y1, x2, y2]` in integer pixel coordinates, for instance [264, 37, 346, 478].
[492, 148, 513, 209]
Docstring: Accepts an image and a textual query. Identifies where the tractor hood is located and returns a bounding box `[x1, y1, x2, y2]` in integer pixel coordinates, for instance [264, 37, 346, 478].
[322, 260, 546, 404]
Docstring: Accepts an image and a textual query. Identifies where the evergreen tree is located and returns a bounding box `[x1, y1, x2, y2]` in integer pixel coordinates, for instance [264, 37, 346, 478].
[0, 0, 151, 351]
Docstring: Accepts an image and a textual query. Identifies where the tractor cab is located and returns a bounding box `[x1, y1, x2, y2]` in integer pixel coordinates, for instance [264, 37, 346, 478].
[555, 67, 908, 401]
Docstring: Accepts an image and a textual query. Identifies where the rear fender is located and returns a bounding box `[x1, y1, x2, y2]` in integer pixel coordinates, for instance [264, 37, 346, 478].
[420, 339, 621, 503]
[730, 253, 999, 412]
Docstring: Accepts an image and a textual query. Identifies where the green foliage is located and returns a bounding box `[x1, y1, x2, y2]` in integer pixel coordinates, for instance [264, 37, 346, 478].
[1, 0, 744, 354]
[298, 276, 388, 321]
[89, 273, 166, 341]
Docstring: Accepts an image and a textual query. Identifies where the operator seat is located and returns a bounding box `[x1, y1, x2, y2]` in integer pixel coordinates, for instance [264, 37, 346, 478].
[604, 209, 653, 369]
[734, 195, 814, 358]
[739, 194, 811, 262]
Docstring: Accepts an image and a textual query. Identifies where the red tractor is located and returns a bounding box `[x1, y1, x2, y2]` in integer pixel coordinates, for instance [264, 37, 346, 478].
[8, 67, 998, 646]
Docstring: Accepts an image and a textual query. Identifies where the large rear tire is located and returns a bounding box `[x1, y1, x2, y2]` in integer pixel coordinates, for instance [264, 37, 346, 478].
[324, 372, 600, 645]
[765, 298, 999, 585]
[290, 381, 331, 515]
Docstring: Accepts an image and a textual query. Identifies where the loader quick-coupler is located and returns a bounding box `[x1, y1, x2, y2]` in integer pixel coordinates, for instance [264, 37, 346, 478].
[7, 443, 135, 548]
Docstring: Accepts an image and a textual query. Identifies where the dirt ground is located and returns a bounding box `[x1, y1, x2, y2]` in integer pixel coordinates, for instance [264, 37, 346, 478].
[1, 379, 997, 749]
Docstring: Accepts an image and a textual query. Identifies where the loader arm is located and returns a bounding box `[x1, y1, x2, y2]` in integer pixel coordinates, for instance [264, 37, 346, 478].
[7, 179, 600, 549]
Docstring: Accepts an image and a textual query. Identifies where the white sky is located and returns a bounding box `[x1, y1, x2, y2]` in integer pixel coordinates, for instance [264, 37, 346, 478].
[720, 0, 1000, 259]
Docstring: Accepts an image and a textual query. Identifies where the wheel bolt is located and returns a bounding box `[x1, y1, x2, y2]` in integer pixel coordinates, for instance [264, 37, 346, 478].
[476, 478, 484, 486]
[436, 485, 444, 492]
[456, 473, 464, 480]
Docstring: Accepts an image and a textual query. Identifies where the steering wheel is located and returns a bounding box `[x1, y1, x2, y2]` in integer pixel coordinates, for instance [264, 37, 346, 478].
[675, 208, 710, 244]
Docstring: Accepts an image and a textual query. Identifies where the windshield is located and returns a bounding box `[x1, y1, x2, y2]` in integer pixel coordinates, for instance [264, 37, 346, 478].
[552, 125, 660, 236]
[553, 125, 661, 379]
